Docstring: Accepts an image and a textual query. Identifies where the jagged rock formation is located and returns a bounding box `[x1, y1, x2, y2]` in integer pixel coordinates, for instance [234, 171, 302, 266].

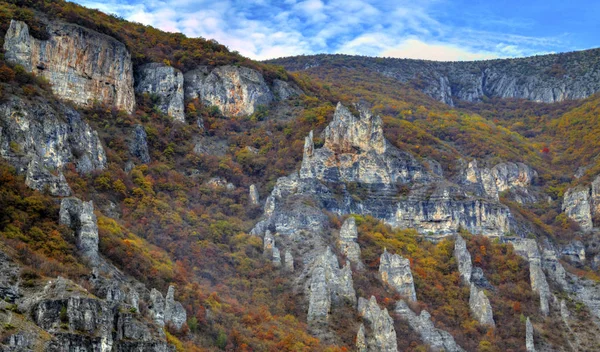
[356, 324, 367, 352]
[184, 65, 274, 117]
[469, 283, 495, 327]
[338, 217, 364, 270]
[395, 300, 465, 352]
[379, 249, 416, 301]
[59, 197, 100, 265]
[507, 238, 551, 315]
[284, 250, 294, 272]
[0, 94, 106, 195]
[263, 230, 281, 266]
[249, 184, 260, 205]
[0, 267, 175, 352]
[561, 240, 586, 266]
[164, 286, 187, 330]
[562, 175, 600, 232]
[460, 160, 537, 203]
[254, 102, 515, 239]
[135, 63, 185, 121]
[307, 247, 356, 324]
[129, 124, 151, 164]
[454, 235, 472, 284]
[4, 20, 135, 113]
[357, 296, 397, 352]
[271, 51, 600, 105]
[526, 317, 535, 352]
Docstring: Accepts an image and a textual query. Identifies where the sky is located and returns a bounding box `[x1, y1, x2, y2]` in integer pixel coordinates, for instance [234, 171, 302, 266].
[72, 0, 600, 61]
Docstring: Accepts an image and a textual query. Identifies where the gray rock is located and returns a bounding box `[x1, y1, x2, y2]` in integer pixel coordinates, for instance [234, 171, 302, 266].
[149, 288, 165, 327]
[4, 20, 135, 113]
[273, 79, 303, 100]
[356, 323, 367, 352]
[249, 184, 260, 205]
[561, 240, 586, 266]
[184, 65, 274, 117]
[338, 217, 364, 270]
[454, 235, 472, 284]
[469, 283, 495, 327]
[0, 250, 20, 303]
[284, 250, 294, 272]
[307, 247, 356, 324]
[471, 267, 493, 290]
[357, 296, 397, 352]
[379, 249, 416, 301]
[505, 238, 551, 315]
[0, 94, 106, 195]
[135, 63, 184, 121]
[164, 286, 187, 330]
[395, 300, 464, 352]
[526, 317, 535, 352]
[563, 187, 593, 232]
[59, 198, 100, 265]
[130, 125, 151, 164]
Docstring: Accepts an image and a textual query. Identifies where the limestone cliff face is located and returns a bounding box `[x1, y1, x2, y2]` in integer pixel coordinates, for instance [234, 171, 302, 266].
[379, 249, 416, 301]
[272, 51, 600, 105]
[337, 217, 364, 270]
[4, 20, 135, 113]
[357, 296, 398, 352]
[562, 175, 600, 232]
[395, 300, 465, 352]
[0, 94, 106, 195]
[454, 235, 472, 284]
[307, 247, 356, 324]
[184, 65, 274, 117]
[59, 197, 100, 265]
[526, 317, 536, 352]
[469, 283, 495, 327]
[254, 102, 516, 240]
[135, 63, 185, 121]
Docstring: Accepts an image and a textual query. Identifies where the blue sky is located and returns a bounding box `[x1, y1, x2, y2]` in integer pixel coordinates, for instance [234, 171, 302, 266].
[73, 0, 600, 61]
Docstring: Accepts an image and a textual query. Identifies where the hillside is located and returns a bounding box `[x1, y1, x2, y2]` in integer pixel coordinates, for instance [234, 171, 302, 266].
[269, 51, 600, 106]
[1, 0, 600, 351]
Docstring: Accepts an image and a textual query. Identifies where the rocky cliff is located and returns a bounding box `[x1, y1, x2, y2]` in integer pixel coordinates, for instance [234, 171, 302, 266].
[270, 50, 600, 105]
[0, 93, 106, 196]
[4, 20, 135, 113]
[357, 296, 398, 352]
[135, 63, 185, 122]
[379, 249, 416, 301]
[255, 102, 517, 239]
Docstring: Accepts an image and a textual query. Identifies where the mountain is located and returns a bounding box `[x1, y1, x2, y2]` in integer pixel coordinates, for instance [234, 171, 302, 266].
[2, 1, 600, 351]
[269, 51, 600, 106]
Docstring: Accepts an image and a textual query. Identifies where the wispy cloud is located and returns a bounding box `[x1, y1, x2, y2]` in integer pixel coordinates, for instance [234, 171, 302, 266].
[73, 0, 571, 61]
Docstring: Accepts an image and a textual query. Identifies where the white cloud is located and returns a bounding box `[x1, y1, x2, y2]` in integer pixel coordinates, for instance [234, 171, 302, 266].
[381, 39, 498, 61]
[72, 0, 566, 61]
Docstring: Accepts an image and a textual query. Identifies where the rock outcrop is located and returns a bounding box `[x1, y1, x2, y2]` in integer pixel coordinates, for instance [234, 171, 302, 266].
[562, 175, 600, 232]
[129, 124, 151, 164]
[506, 238, 551, 315]
[164, 286, 187, 330]
[59, 197, 100, 265]
[249, 184, 260, 205]
[4, 20, 135, 113]
[395, 300, 465, 352]
[526, 317, 535, 352]
[357, 296, 398, 352]
[184, 65, 273, 117]
[307, 247, 356, 324]
[338, 217, 364, 270]
[469, 283, 495, 327]
[135, 63, 185, 121]
[379, 249, 416, 301]
[563, 187, 593, 232]
[272, 51, 600, 105]
[454, 235, 472, 284]
[273, 79, 302, 100]
[253, 102, 516, 241]
[0, 94, 106, 195]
